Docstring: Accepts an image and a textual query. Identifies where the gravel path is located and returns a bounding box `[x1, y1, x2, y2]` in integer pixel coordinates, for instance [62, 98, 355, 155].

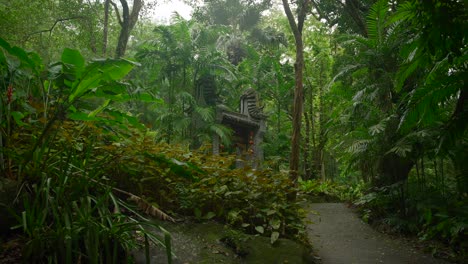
[305, 203, 447, 264]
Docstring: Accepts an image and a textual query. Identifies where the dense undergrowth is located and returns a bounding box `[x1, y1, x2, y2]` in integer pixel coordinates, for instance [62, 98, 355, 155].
[0, 39, 305, 263]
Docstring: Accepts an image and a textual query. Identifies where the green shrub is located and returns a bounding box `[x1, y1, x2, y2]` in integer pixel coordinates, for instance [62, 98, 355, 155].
[299, 179, 367, 202]
[0, 40, 172, 263]
[94, 128, 306, 244]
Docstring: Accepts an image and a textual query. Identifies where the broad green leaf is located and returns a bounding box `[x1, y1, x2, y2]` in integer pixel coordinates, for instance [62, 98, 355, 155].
[266, 209, 276, 216]
[88, 99, 111, 118]
[69, 59, 137, 102]
[255, 226, 264, 234]
[138, 93, 159, 102]
[270, 218, 281, 230]
[69, 111, 100, 121]
[10, 46, 37, 70]
[11, 111, 26, 126]
[61, 48, 85, 77]
[0, 37, 12, 51]
[204, 212, 216, 220]
[0, 38, 40, 71]
[270, 231, 279, 244]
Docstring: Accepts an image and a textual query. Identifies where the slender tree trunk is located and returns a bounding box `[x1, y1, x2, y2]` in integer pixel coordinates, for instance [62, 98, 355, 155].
[103, 0, 110, 56]
[421, 156, 426, 189]
[440, 158, 445, 196]
[305, 74, 317, 178]
[290, 37, 304, 185]
[282, 0, 308, 199]
[310, 96, 316, 148]
[415, 157, 421, 189]
[304, 111, 311, 180]
[318, 63, 326, 180]
[89, 22, 97, 54]
[277, 99, 281, 135]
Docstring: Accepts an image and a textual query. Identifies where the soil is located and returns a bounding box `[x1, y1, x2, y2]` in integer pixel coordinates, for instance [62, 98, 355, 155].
[305, 202, 449, 264]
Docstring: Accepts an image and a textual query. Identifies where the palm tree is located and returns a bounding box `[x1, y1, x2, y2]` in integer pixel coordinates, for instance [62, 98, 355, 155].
[134, 16, 233, 146]
[328, 0, 411, 185]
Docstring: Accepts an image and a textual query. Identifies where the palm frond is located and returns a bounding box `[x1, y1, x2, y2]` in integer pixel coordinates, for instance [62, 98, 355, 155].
[347, 139, 373, 155]
[326, 64, 362, 90]
[195, 106, 215, 122]
[209, 123, 232, 146]
[173, 116, 191, 132]
[389, 1, 416, 25]
[367, 0, 389, 46]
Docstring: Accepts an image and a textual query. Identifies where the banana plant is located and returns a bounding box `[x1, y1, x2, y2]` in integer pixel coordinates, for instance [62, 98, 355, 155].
[24, 47, 141, 169]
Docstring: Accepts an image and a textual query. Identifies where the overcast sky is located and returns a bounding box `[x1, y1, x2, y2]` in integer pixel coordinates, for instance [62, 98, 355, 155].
[150, 0, 193, 23]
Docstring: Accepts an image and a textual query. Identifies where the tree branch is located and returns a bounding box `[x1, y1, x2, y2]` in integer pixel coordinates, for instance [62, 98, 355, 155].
[129, 0, 143, 26]
[310, 0, 332, 25]
[110, 1, 123, 26]
[297, 0, 310, 33]
[23, 16, 85, 42]
[118, 0, 130, 21]
[282, 0, 300, 40]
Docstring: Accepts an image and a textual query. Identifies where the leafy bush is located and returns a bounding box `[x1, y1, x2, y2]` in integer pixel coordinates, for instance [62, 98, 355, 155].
[299, 179, 367, 202]
[182, 168, 305, 243]
[20, 117, 306, 246]
[0, 39, 172, 263]
[89, 127, 306, 244]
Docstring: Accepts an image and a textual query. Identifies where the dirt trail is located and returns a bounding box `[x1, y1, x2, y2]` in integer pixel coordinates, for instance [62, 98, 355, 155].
[305, 203, 447, 264]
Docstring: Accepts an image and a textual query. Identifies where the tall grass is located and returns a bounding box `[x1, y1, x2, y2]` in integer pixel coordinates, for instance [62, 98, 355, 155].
[12, 142, 172, 263]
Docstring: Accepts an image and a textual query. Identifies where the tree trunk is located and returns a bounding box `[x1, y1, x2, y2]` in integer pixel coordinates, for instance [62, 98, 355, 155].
[282, 0, 308, 199]
[116, 23, 131, 58]
[304, 111, 312, 180]
[317, 62, 326, 180]
[114, 0, 143, 58]
[277, 99, 281, 135]
[103, 0, 110, 56]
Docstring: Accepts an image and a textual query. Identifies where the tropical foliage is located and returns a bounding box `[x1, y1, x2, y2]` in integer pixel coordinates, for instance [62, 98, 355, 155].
[0, 0, 466, 262]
